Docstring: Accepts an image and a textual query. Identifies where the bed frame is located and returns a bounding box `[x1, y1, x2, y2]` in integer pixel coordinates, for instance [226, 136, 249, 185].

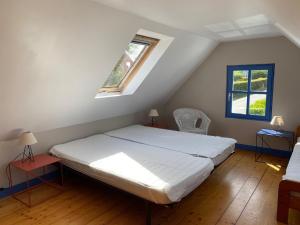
[63, 165, 174, 225]
[277, 180, 300, 223]
[277, 127, 300, 224]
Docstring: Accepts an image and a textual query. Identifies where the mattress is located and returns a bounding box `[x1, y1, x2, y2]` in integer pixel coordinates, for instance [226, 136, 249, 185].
[283, 142, 300, 183]
[105, 125, 237, 165]
[49, 134, 214, 204]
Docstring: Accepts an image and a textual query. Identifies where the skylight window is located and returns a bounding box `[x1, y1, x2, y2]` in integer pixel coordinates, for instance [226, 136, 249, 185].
[99, 35, 159, 93]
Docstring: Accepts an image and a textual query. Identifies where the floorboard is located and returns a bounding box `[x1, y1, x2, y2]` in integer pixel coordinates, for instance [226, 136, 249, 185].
[0, 150, 299, 225]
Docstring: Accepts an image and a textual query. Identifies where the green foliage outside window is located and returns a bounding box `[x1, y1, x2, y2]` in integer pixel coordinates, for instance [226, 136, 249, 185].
[234, 77, 267, 92]
[249, 99, 266, 116]
[103, 42, 147, 88]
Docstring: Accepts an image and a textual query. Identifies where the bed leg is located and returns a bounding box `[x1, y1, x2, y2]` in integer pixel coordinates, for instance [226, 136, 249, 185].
[277, 181, 290, 224]
[277, 203, 289, 224]
[145, 201, 152, 225]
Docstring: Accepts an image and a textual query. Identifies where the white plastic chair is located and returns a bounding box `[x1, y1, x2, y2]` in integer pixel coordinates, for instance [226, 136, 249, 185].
[173, 108, 211, 135]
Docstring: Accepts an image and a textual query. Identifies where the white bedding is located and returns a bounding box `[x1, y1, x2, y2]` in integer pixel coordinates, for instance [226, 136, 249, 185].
[50, 134, 214, 204]
[105, 125, 237, 165]
[283, 142, 300, 182]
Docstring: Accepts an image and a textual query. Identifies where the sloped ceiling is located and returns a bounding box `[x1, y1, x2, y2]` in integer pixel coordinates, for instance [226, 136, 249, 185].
[93, 0, 300, 47]
[0, 0, 217, 139]
[1, 0, 298, 140]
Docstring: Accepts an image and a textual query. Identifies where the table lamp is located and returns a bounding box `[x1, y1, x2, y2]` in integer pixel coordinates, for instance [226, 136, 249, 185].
[19, 131, 38, 162]
[270, 116, 284, 130]
[148, 109, 159, 126]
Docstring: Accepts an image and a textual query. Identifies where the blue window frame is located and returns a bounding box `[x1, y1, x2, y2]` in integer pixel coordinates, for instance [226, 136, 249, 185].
[225, 64, 275, 121]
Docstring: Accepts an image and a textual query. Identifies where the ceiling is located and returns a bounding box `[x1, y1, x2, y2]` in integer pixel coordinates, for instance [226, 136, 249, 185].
[0, 0, 217, 139]
[0, 0, 299, 140]
[93, 0, 300, 46]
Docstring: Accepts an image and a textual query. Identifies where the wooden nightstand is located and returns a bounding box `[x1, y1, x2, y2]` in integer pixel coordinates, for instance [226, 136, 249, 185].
[8, 154, 63, 207]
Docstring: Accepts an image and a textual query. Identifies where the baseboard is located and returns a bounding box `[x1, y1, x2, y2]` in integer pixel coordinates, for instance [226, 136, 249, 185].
[0, 171, 59, 199]
[236, 143, 292, 158]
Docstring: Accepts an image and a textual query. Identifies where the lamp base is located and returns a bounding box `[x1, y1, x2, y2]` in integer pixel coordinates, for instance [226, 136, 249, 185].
[22, 145, 35, 163]
[271, 125, 284, 132]
[151, 117, 158, 126]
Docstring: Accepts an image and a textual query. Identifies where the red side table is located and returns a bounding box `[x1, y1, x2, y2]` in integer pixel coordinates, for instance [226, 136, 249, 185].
[8, 154, 63, 207]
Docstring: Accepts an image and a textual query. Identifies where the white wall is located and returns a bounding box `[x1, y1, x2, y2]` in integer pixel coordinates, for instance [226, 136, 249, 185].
[0, 0, 218, 187]
[0, 0, 217, 140]
[165, 37, 300, 147]
[0, 112, 145, 187]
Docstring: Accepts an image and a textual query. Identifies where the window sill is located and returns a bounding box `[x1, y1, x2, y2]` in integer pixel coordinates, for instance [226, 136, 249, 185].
[95, 92, 124, 99]
[225, 114, 271, 122]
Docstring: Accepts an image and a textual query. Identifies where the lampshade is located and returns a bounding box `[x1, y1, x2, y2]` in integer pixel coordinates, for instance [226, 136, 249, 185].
[148, 109, 159, 117]
[19, 132, 38, 146]
[270, 116, 284, 127]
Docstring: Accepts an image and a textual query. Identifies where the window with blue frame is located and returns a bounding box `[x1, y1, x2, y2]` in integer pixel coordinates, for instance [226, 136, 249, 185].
[225, 64, 275, 121]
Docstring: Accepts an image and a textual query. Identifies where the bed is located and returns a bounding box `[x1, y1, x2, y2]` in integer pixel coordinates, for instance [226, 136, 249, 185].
[105, 125, 237, 165]
[49, 134, 214, 205]
[277, 136, 300, 224]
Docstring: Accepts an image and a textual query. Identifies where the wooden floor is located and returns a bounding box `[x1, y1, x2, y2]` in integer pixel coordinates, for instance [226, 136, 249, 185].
[1, 150, 300, 225]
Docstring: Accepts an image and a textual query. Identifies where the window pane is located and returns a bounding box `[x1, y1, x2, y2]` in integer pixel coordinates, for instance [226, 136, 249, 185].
[251, 70, 268, 92]
[103, 42, 148, 88]
[232, 93, 247, 114]
[127, 42, 147, 61]
[233, 70, 249, 91]
[249, 94, 266, 116]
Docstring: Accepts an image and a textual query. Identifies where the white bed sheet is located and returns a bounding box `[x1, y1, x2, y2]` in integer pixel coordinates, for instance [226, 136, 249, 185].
[283, 142, 300, 182]
[50, 134, 214, 204]
[105, 125, 237, 165]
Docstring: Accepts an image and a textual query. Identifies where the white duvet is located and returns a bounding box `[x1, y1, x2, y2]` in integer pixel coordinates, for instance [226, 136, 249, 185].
[105, 125, 237, 163]
[50, 134, 214, 204]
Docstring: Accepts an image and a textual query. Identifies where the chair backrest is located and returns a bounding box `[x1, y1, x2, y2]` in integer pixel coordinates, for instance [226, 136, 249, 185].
[173, 108, 211, 131]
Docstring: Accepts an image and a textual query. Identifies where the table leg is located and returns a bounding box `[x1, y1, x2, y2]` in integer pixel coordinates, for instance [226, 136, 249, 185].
[255, 134, 263, 162]
[260, 136, 264, 161]
[255, 134, 258, 161]
[255, 135, 265, 163]
[292, 135, 295, 149]
[294, 135, 296, 146]
[290, 136, 294, 151]
[60, 163, 64, 186]
[26, 172, 32, 207]
[8, 164, 13, 190]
